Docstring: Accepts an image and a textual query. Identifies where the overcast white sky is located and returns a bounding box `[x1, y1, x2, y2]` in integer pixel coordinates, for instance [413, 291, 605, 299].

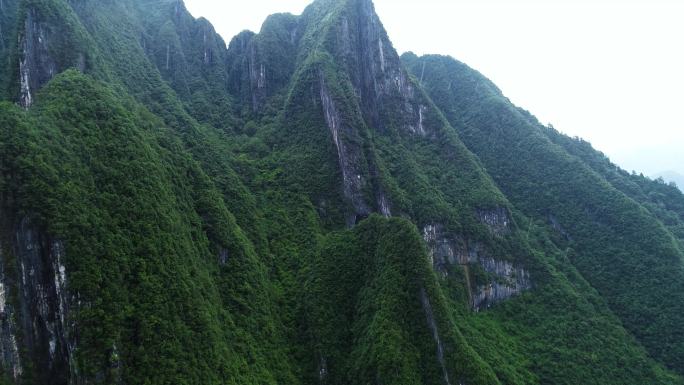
[184, 0, 684, 178]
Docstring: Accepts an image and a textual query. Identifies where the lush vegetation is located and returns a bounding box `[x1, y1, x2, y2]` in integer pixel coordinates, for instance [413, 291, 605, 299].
[0, 70, 298, 384]
[0, 0, 682, 384]
[403, 52, 684, 377]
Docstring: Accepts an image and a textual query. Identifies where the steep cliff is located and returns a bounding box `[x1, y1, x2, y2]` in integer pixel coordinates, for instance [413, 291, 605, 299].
[0, 0, 682, 384]
[12, 0, 104, 108]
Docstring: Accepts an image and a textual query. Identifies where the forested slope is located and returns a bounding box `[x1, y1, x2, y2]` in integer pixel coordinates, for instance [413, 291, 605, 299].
[403, 52, 684, 376]
[0, 0, 681, 384]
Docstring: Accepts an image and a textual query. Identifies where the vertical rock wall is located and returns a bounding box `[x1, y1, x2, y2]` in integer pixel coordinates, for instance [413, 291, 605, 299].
[422, 223, 531, 310]
[333, 0, 429, 136]
[16, 3, 86, 109]
[18, 8, 57, 108]
[0, 241, 22, 381]
[0, 216, 76, 385]
[476, 207, 511, 236]
[319, 73, 372, 226]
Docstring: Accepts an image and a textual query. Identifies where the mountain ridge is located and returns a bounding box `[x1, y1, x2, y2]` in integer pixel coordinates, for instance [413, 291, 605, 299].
[655, 170, 684, 191]
[0, 0, 682, 384]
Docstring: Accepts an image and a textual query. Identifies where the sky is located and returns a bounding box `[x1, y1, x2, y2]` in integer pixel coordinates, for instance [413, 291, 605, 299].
[183, 0, 684, 178]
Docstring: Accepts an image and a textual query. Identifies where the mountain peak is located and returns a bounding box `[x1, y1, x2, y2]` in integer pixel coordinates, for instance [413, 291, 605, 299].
[1, 1, 684, 384]
[301, 0, 422, 134]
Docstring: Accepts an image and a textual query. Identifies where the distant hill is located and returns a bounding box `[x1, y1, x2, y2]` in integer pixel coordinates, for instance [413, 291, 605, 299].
[655, 171, 684, 191]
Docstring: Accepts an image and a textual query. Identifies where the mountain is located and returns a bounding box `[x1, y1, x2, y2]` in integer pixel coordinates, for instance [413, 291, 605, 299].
[401, 53, 684, 373]
[0, 0, 683, 384]
[655, 171, 684, 192]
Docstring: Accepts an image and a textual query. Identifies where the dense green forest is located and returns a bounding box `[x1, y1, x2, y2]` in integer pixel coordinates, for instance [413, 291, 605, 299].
[0, 0, 683, 384]
[401, 53, 684, 374]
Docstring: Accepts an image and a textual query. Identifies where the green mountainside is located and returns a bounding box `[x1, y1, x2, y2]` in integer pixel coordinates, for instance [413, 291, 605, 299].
[0, 0, 682, 384]
[401, 53, 684, 374]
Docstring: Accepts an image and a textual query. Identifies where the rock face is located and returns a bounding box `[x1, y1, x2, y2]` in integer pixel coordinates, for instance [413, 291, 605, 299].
[422, 223, 531, 310]
[471, 257, 531, 311]
[0, 217, 76, 384]
[18, 8, 57, 108]
[319, 73, 372, 226]
[156, 0, 405, 225]
[226, 14, 299, 113]
[332, 0, 427, 135]
[376, 190, 391, 217]
[16, 4, 87, 109]
[0, 243, 22, 381]
[423, 224, 481, 274]
[226, 30, 256, 102]
[476, 207, 511, 236]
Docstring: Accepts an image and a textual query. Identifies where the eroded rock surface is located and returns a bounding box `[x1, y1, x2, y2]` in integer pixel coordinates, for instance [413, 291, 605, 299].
[19, 8, 57, 108]
[472, 257, 531, 311]
[0, 242, 22, 381]
[476, 207, 511, 236]
[319, 72, 372, 225]
[16, 5, 87, 109]
[0, 217, 77, 384]
[332, 0, 430, 136]
[422, 223, 530, 310]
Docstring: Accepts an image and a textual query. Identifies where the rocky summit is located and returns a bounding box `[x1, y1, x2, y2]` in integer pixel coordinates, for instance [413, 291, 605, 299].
[0, 0, 683, 384]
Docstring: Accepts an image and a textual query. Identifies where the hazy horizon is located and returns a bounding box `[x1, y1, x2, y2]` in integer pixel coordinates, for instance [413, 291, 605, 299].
[184, 0, 684, 180]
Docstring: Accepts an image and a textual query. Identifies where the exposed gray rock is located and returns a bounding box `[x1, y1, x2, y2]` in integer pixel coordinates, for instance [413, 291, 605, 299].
[0, 14, 5, 53]
[319, 72, 372, 225]
[226, 30, 255, 104]
[422, 224, 480, 275]
[318, 356, 328, 383]
[19, 8, 58, 108]
[377, 192, 391, 217]
[472, 257, 531, 311]
[202, 28, 213, 65]
[173, 0, 182, 21]
[248, 42, 264, 95]
[165, 43, 170, 70]
[333, 0, 427, 136]
[0, 241, 22, 381]
[476, 207, 511, 236]
[412, 105, 427, 135]
[17, 5, 87, 109]
[9, 217, 75, 384]
[225, 13, 299, 113]
[422, 223, 530, 310]
[246, 42, 268, 110]
[218, 249, 229, 265]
